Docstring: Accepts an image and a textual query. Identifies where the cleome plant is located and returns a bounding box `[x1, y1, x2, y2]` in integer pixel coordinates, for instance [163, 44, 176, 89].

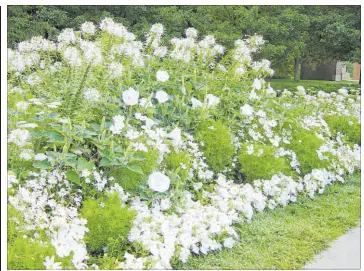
[7, 18, 361, 270]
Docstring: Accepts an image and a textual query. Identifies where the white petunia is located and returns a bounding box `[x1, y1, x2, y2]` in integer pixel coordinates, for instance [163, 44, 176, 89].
[155, 90, 169, 104]
[156, 70, 169, 82]
[240, 104, 254, 116]
[167, 127, 182, 144]
[148, 172, 170, 193]
[122, 88, 139, 106]
[34, 153, 48, 161]
[205, 94, 220, 107]
[252, 78, 262, 90]
[191, 97, 203, 109]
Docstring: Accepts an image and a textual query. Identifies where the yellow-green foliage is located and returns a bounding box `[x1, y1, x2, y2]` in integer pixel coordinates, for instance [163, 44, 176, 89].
[288, 130, 329, 174]
[81, 193, 136, 255]
[164, 151, 192, 180]
[238, 144, 293, 183]
[324, 115, 361, 145]
[195, 119, 235, 172]
[8, 206, 71, 269]
[110, 150, 159, 193]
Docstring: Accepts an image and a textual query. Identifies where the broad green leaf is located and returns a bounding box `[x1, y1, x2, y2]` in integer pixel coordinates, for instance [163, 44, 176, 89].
[126, 164, 144, 175]
[44, 131, 63, 142]
[33, 160, 52, 169]
[66, 171, 80, 185]
[99, 158, 111, 167]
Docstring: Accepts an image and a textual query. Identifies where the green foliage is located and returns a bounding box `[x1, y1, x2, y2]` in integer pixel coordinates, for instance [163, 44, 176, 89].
[8, 205, 72, 269]
[195, 119, 235, 172]
[109, 150, 159, 194]
[164, 151, 191, 180]
[268, 79, 359, 93]
[324, 115, 361, 145]
[288, 130, 329, 174]
[81, 193, 136, 255]
[238, 144, 293, 182]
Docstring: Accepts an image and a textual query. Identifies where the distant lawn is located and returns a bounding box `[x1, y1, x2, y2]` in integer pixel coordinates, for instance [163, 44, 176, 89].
[267, 79, 360, 93]
[174, 172, 360, 270]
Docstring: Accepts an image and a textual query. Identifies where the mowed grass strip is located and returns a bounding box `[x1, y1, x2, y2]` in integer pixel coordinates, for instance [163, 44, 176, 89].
[175, 172, 360, 270]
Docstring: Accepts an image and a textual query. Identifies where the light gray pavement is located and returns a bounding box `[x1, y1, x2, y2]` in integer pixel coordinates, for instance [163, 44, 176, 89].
[303, 227, 361, 270]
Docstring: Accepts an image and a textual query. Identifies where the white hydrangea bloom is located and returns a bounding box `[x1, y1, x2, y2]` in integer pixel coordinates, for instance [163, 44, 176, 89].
[205, 94, 220, 107]
[84, 88, 100, 103]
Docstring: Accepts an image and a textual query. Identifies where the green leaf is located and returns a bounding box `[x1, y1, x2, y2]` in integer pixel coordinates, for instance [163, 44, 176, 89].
[126, 163, 144, 175]
[44, 131, 63, 142]
[132, 154, 146, 161]
[99, 158, 111, 167]
[66, 171, 80, 185]
[77, 157, 95, 171]
[33, 160, 52, 169]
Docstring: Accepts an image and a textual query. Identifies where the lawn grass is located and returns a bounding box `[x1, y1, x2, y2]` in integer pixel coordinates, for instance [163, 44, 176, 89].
[267, 79, 360, 93]
[174, 172, 361, 270]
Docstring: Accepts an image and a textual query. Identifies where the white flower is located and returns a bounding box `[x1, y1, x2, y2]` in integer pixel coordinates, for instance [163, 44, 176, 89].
[240, 104, 254, 116]
[223, 237, 235, 248]
[155, 90, 169, 104]
[156, 70, 169, 82]
[35, 153, 48, 161]
[44, 256, 62, 270]
[252, 78, 262, 90]
[16, 101, 29, 111]
[108, 62, 123, 78]
[193, 182, 203, 191]
[148, 172, 170, 193]
[81, 21, 95, 35]
[110, 115, 125, 135]
[205, 94, 220, 107]
[20, 149, 33, 161]
[8, 129, 30, 146]
[122, 88, 139, 106]
[139, 98, 153, 108]
[167, 127, 182, 144]
[186, 28, 198, 39]
[160, 198, 171, 211]
[84, 88, 100, 103]
[296, 86, 306, 96]
[191, 97, 203, 109]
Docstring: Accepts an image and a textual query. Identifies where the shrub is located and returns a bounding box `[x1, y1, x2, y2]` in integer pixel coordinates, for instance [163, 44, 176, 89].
[109, 150, 159, 194]
[195, 119, 235, 172]
[287, 130, 330, 174]
[81, 193, 136, 255]
[238, 144, 293, 183]
[324, 115, 361, 145]
[164, 151, 192, 181]
[8, 206, 72, 269]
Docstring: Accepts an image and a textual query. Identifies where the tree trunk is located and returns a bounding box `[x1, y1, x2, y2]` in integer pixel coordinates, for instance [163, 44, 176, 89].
[294, 58, 301, 81]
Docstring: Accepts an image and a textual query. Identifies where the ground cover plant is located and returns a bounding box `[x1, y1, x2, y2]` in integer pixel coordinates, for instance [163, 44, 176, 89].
[7, 18, 361, 270]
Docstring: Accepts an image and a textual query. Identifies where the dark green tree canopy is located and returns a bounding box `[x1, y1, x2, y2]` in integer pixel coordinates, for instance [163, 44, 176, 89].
[8, 5, 361, 78]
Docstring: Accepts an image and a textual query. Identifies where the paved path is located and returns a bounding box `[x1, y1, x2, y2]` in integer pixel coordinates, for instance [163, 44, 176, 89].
[303, 227, 361, 270]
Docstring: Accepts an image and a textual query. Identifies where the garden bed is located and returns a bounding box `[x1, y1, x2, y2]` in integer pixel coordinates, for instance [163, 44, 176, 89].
[7, 19, 361, 270]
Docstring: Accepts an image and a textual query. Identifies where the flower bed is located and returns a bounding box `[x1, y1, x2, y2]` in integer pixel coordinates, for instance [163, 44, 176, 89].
[7, 18, 361, 270]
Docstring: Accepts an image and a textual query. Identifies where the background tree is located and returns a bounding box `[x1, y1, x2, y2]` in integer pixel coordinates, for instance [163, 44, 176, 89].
[7, 5, 361, 81]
